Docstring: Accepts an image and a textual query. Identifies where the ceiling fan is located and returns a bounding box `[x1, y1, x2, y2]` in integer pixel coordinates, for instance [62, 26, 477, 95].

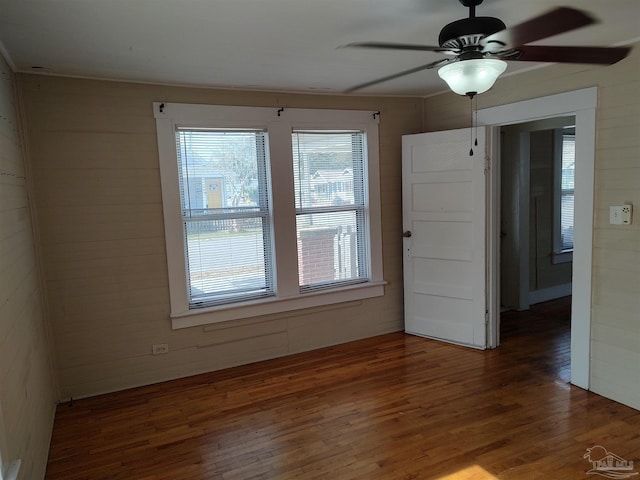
[344, 0, 632, 96]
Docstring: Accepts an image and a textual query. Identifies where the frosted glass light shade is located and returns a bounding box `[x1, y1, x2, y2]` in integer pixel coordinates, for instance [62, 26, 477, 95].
[438, 59, 507, 96]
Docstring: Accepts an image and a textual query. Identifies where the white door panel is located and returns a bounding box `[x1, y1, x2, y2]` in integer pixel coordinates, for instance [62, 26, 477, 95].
[412, 295, 474, 342]
[403, 127, 488, 349]
[412, 181, 473, 212]
[409, 143, 472, 172]
[412, 221, 473, 261]
[414, 258, 474, 299]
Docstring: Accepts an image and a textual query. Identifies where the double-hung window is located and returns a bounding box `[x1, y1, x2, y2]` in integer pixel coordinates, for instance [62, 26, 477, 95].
[553, 126, 575, 263]
[292, 131, 368, 291]
[175, 128, 273, 308]
[155, 103, 384, 329]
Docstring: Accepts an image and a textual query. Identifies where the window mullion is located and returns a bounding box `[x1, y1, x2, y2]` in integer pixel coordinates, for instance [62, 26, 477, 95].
[267, 120, 300, 298]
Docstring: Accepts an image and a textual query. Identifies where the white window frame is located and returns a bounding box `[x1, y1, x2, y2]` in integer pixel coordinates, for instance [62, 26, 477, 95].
[552, 127, 574, 264]
[154, 103, 385, 329]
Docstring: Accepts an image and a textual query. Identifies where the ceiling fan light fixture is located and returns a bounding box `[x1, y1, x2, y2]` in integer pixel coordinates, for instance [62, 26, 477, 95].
[438, 58, 507, 97]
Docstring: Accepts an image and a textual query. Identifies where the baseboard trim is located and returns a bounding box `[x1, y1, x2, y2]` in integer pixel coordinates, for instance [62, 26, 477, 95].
[529, 283, 572, 305]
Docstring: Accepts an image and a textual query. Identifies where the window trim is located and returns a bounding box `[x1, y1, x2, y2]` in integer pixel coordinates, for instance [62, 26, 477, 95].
[154, 103, 385, 329]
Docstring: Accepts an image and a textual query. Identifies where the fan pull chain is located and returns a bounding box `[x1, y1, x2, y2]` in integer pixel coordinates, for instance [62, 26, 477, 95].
[468, 95, 479, 156]
[474, 95, 478, 147]
[469, 95, 474, 156]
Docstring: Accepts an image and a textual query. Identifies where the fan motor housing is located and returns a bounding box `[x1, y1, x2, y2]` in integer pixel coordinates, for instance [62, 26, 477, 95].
[439, 17, 506, 49]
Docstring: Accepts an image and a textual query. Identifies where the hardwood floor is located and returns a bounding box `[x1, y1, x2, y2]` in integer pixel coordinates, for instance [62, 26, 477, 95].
[46, 299, 640, 480]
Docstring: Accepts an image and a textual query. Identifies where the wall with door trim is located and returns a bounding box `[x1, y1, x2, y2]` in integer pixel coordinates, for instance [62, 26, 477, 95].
[424, 43, 640, 410]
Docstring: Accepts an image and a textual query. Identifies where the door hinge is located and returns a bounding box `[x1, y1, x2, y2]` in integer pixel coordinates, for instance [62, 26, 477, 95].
[484, 156, 491, 174]
[485, 310, 489, 324]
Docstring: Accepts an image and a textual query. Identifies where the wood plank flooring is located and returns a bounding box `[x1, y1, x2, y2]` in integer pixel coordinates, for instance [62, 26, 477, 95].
[45, 298, 640, 479]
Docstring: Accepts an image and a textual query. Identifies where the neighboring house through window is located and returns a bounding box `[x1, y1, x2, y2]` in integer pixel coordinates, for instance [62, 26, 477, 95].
[154, 103, 384, 329]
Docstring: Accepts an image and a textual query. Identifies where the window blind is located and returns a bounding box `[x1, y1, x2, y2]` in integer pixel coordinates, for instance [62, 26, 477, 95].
[175, 128, 274, 307]
[292, 131, 368, 292]
[560, 134, 575, 251]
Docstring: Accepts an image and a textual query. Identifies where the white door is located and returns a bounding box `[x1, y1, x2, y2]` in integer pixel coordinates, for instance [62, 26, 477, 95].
[402, 127, 488, 349]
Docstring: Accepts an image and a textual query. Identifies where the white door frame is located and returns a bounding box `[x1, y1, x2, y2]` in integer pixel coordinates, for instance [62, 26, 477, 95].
[478, 87, 597, 390]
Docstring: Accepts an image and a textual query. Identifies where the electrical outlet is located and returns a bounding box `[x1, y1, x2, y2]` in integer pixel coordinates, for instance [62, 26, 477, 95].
[610, 204, 633, 225]
[152, 343, 169, 355]
[621, 204, 632, 224]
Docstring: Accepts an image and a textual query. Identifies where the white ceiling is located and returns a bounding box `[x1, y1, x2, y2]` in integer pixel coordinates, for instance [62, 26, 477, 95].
[1, 0, 638, 96]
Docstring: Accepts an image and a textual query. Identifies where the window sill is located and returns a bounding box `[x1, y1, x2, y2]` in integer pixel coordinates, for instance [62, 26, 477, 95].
[552, 250, 573, 264]
[171, 280, 387, 329]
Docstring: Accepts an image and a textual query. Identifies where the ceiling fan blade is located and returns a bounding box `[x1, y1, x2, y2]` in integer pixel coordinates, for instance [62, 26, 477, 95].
[482, 7, 595, 52]
[343, 42, 456, 53]
[510, 45, 632, 65]
[345, 58, 452, 93]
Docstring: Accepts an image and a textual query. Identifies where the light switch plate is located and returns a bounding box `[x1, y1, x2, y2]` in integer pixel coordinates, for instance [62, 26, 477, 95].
[610, 206, 623, 224]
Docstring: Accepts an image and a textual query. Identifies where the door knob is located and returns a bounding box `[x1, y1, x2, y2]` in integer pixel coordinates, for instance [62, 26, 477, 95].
[403, 231, 412, 238]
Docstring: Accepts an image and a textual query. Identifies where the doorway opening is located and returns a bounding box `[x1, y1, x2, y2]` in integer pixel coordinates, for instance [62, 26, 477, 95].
[479, 87, 597, 389]
[499, 117, 575, 314]
[499, 117, 576, 381]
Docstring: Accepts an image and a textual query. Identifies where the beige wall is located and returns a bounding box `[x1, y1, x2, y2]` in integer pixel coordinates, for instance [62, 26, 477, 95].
[13, 41, 639, 417]
[17, 75, 423, 400]
[424, 43, 640, 410]
[0, 58, 57, 478]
